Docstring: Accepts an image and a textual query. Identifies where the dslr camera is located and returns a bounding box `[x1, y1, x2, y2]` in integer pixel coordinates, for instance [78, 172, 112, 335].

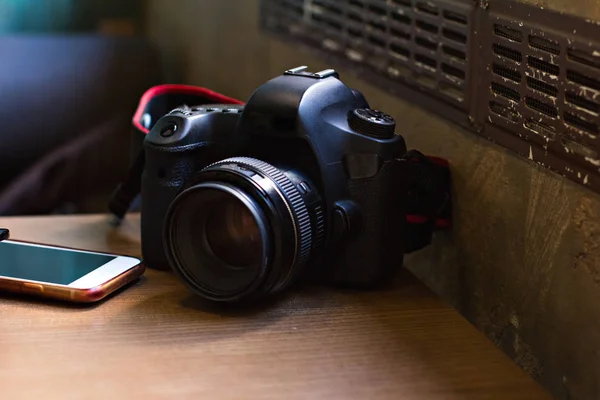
[112, 66, 450, 302]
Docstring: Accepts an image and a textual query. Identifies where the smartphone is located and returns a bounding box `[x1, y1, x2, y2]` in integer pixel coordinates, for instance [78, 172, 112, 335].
[0, 240, 145, 303]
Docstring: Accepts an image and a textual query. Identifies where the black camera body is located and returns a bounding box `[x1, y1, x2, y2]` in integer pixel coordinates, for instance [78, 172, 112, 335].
[141, 66, 413, 302]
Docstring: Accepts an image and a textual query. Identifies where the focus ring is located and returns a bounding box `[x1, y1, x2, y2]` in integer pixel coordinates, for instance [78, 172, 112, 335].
[204, 157, 313, 267]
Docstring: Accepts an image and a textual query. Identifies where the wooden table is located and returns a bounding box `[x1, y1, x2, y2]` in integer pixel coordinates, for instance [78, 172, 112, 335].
[0, 214, 550, 399]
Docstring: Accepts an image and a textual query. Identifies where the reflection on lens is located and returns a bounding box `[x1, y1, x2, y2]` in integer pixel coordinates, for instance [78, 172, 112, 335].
[204, 197, 262, 268]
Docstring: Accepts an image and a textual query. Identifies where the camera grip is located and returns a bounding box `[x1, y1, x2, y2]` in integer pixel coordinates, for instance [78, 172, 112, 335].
[330, 159, 408, 287]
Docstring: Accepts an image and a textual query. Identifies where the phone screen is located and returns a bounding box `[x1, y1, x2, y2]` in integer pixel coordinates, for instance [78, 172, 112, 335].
[0, 241, 116, 285]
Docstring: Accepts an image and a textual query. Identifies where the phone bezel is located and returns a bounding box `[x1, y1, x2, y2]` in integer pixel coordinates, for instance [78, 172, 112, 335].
[0, 240, 141, 290]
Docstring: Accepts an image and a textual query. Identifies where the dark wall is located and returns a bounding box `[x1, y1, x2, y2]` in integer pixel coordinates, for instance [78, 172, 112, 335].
[145, 1, 600, 399]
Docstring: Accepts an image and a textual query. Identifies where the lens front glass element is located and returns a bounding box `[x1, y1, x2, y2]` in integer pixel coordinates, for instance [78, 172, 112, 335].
[167, 184, 270, 299]
[204, 196, 262, 269]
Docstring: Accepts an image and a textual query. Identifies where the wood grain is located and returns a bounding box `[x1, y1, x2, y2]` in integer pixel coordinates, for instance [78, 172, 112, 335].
[0, 214, 548, 399]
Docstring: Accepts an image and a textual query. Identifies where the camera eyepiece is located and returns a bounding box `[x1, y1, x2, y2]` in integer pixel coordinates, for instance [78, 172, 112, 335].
[163, 157, 321, 302]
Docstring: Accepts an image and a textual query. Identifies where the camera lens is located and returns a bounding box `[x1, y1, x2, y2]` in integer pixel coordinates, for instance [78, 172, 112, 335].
[164, 157, 321, 302]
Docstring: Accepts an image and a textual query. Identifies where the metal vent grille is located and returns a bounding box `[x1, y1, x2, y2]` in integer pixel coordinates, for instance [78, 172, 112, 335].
[481, 9, 600, 188]
[260, 0, 474, 109]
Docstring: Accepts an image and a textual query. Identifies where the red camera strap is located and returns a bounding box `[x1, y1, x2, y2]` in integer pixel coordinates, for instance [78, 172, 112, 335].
[402, 150, 452, 253]
[132, 84, 244, 135]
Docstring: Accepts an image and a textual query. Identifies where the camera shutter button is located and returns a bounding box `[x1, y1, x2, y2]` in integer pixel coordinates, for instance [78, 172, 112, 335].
[348, 108, 396, 139]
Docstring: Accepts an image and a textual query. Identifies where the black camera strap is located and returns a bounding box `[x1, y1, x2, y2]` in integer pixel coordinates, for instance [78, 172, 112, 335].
[108, 148, 145, 224]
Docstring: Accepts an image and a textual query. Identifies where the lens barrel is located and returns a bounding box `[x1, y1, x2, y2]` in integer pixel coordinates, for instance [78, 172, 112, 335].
[163, 157, 317, 302]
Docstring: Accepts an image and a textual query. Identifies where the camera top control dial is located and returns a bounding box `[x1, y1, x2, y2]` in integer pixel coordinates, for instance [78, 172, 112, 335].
[348, 108, 396, 139]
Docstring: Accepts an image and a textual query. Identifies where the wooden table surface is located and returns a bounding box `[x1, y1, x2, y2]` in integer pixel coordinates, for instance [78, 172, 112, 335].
[0, 214, 550, 399]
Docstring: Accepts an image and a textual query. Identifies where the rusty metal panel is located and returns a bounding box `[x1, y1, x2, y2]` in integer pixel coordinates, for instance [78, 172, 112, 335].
[478, 1, 600, 193]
